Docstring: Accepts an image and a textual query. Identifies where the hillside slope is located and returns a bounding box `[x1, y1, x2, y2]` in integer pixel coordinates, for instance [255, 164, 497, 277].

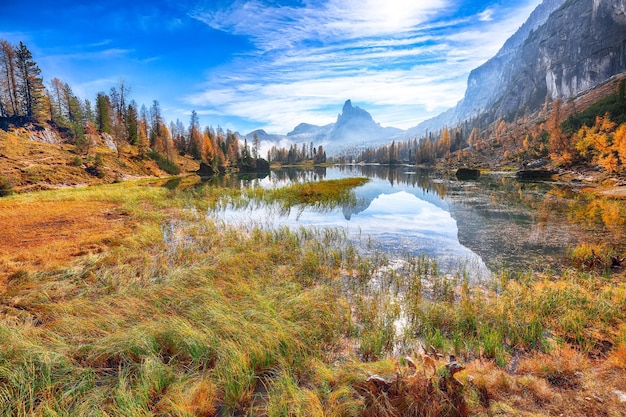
[0, 125, 199, 193]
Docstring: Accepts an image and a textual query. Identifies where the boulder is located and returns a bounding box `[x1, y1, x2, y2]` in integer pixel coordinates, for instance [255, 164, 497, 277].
[455, 168, 481, 180]
[515, 169, 557, 180]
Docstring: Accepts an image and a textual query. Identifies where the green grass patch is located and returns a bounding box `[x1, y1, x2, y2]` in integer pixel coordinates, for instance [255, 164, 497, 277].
[148, 150, 181, 175]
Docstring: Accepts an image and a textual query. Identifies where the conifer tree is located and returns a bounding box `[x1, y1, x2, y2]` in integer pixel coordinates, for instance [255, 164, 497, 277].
[15, 41, 45, 120]
[95, 92, 112, 133]
[126, 100, 138, 145]
[188, 110, 203, 161]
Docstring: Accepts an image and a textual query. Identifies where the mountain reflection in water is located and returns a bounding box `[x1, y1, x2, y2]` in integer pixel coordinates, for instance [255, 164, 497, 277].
[209, 165, 626, 275]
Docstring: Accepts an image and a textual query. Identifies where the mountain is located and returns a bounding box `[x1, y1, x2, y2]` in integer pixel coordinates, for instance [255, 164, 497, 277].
[328, 100, 403, 151]
[407, 0, 626, 136]
[246, 100, 402, 154]
[243, 129, 286, 143]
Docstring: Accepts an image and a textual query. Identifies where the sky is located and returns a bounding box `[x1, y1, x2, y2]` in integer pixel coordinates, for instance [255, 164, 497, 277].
[0, 0, 541, 135]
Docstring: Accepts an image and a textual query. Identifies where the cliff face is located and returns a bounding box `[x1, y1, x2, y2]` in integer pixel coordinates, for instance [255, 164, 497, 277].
[494, 0, 626, 116]
[411, 0, 626, 135]
[458, 0, 567, 118]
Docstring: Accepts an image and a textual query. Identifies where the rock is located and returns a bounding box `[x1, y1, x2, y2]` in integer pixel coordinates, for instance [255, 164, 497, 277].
[365, 375, 391, 393]
[524, 159, 549, 169]
[101, 133, 117, 151]
[445, 361, 465, 376]
[27, 126, 61, 144]
[407, 0, 626, 135]
[515, 169, 557, 181]
[196, 162, 216, 177]
[455, 168, 481, 180]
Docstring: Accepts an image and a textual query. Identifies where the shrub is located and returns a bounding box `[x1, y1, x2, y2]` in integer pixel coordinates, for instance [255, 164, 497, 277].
[148, 150, 180, 175]
[0, 175, 13, 196]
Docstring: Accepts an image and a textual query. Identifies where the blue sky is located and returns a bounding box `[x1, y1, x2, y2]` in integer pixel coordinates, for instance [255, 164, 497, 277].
[0, 0, 541, 134]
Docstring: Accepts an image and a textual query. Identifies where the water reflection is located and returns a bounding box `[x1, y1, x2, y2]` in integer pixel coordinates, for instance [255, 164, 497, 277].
[205, 165, 626, 274]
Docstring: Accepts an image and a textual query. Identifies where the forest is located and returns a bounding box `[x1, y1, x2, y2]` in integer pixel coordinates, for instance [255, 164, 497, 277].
[348, 83, 626, 175]
[0, 40, 271, 176]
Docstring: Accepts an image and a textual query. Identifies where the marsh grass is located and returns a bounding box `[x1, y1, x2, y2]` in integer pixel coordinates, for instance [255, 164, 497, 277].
[205, 177, 370, 213]
[0, 177, 625, 416]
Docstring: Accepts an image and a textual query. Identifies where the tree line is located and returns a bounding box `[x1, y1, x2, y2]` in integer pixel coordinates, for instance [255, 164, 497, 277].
[267, 142, 327, 165]
[348, 80, 626, 174]
[0, 40, 269, 175]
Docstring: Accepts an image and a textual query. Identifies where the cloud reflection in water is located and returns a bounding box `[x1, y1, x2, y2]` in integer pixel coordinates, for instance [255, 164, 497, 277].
[216, 186, 489, 277]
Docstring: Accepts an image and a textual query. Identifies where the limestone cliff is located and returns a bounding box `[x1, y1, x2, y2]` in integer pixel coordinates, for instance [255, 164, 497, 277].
[411, 0, 626, 134]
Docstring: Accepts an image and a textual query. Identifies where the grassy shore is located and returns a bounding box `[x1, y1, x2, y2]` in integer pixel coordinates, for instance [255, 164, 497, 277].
[0, 177, 625, 416]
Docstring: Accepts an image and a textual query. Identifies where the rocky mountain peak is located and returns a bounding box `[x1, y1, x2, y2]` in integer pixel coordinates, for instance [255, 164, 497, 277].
[337, 99, 374, 125]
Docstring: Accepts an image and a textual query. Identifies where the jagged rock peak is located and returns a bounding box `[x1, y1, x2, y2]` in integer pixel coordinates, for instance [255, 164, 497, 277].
[337, 99, 374, 124]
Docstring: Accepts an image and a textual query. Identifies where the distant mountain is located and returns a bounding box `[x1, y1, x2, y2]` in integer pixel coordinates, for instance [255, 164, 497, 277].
[406, 0, 626, 137]
[243, 129, 286, 143]
[245, 100, 402, 154]
[328, 100, 403, 152]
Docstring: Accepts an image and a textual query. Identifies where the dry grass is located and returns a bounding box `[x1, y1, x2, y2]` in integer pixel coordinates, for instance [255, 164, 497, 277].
[0, 178, 624, 416]
[0, 200, 132, 278]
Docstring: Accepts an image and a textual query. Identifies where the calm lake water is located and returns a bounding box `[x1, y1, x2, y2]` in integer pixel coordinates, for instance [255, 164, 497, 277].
[207, 165, 626, 275]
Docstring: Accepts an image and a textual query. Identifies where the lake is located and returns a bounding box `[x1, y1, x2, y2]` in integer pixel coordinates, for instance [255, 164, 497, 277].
[206, 165, 626, 276]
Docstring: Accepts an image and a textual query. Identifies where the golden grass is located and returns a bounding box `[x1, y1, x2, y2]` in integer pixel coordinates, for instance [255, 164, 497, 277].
[0, 199, 133, 283]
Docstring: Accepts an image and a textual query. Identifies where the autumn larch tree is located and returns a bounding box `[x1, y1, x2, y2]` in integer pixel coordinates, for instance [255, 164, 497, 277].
[548, 98, 575, 166]
[0, 40, 19, 117]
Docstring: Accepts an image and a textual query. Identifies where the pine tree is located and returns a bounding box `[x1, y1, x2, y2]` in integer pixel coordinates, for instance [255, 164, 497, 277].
[188, 110, 203, 160]
[126, 101, 138, 145]
[95, 92, 112, 133]
[149, 100, 162, 147]
[14, 41, 44, 121]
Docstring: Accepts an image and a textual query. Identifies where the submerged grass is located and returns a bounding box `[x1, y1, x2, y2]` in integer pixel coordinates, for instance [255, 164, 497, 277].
[0, 176, 624, 416]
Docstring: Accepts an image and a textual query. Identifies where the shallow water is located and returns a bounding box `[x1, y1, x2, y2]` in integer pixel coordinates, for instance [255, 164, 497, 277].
[206, 165, 626, 274]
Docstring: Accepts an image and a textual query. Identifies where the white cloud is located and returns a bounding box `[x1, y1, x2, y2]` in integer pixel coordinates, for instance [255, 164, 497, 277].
[186, 0, 543, 134]
[478, 8, 495, 22]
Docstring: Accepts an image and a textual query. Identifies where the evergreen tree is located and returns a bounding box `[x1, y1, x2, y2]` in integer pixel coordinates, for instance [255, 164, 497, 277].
[149, 100, 162, 147]
[84, 99, 94, 124]
[126, 100, 138, 145]
[95, 92, 112, 133]
[188, 110, 203, 160]
[14, 41, 45, 121]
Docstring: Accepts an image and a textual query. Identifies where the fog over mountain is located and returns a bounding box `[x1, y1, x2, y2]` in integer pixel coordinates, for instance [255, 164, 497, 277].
[248, 0, 626, 156]
[246, 100, 402, 155]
